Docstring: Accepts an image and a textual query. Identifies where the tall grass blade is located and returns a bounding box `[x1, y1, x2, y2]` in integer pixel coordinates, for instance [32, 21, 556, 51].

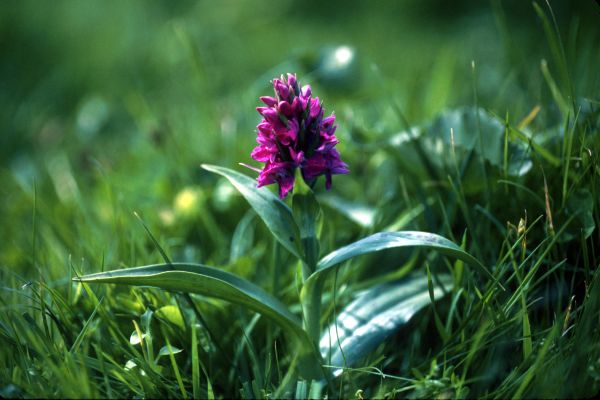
[191, 322, 200, 399]
[164, 336, 187, 399]
[69, 297, 103, 353]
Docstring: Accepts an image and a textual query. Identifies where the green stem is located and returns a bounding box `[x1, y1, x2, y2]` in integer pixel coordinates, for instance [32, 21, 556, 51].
[301, 241, 318, 281]
[291, 169, 323, 345]
[301, 263, 311, 282]
[302, 278, 324, 345]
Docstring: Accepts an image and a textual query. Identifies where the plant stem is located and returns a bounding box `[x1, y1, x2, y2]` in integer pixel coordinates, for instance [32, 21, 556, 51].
[302, 278, 324, 345]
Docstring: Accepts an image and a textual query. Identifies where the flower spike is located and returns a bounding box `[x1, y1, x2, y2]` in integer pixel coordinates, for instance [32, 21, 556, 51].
[248, 73, 349, 198]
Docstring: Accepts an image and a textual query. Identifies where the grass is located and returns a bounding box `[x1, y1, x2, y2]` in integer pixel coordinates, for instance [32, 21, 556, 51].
[1, 1, 600, 398]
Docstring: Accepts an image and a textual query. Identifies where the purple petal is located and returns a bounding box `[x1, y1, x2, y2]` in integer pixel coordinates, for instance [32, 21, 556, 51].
[330, 160, 350, 175]
[274, 79, 289, 100]
[275, 118, 298, 145]
[257, 121, 272, 135]
[255, 161, 296, 199]
[278, 101, 293, 117]
[301, 85, 312, 98]
[289, 148, 305, 165]
[253, 73, 349, 194]
[302, 153, 327, 180]
[322, 114, 336, 129]
[325, 172, 332, 190]
[291, 97, 303, 114]
[257, 165, 277, 187]
[278, 173, 295, 199]
[251, 145, 274, 162]
[287, 73, 297, 88]
[260, 96, 278, 107]
[309, 97, 322, 119]
[326, 150, 350, 174]
[258, 107, 280, 124]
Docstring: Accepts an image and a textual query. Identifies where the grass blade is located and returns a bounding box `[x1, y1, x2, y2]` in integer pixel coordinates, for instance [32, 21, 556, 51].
[191, 322, 200, 399]
[164, 336, 187, 399]
[69, 297, 103, 353]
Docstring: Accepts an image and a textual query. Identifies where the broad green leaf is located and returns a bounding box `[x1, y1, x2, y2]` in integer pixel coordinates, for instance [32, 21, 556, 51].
[76, 263, 323, 379]
[301, 231, 497, 350]
[320, 273, 452, 375]
[427, 107, 507, 168]
[76, 263, 303, 340]
[201, 164, 302, 259]
[317, 231, 485, 274]
[389, 107, 533, 187]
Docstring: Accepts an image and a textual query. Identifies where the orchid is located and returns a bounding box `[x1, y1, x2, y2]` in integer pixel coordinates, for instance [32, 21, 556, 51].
[249, 73, 349, 198]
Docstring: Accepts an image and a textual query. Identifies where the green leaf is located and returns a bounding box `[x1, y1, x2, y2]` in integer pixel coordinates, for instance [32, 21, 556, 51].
[295, 380, 308, 400]
[230, 210, 256, 262]
[158, 345, 183, 357]
[77, 263, 302, 339]
[320, 273, 453, 375]
[202, 164, 302, 259]
[427, 108, 508, 168]
[76, 263, 323, 379]
[129, 330, 147, 345]
[389, 107, 534, 186]
[301, 231, 498, 353]
[317, 231, 487, 275]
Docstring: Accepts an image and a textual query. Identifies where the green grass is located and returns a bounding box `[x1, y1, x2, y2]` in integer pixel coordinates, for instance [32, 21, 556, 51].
[1, 1, 600, 398]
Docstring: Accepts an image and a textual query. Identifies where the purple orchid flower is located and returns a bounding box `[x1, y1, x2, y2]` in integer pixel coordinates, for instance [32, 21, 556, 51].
[248, 73, 349, 199]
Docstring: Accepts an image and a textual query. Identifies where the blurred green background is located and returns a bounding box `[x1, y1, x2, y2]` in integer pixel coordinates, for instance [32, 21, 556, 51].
[1, 0, 598, 271]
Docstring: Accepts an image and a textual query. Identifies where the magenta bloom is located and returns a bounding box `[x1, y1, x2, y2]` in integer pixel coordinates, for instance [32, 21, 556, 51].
[250, 73, 349, 198]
